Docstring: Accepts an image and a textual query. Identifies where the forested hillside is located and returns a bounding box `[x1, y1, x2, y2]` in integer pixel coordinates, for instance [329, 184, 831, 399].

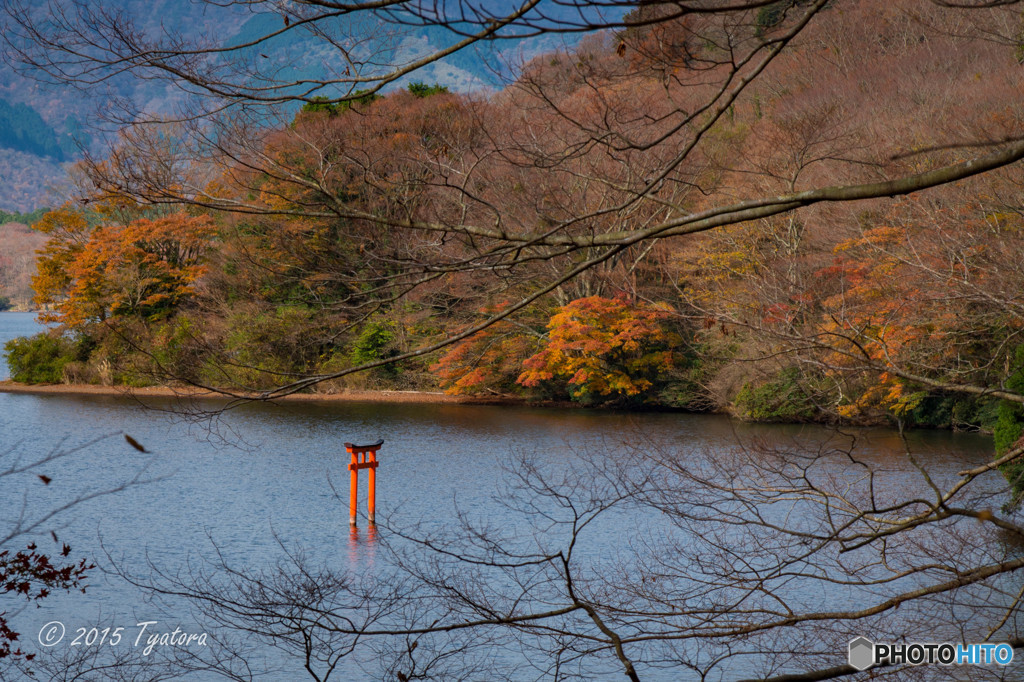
[6, 1, 1024, 449]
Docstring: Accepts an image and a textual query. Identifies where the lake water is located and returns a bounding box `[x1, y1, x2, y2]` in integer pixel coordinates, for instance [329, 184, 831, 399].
[0, 312, 1015, 680]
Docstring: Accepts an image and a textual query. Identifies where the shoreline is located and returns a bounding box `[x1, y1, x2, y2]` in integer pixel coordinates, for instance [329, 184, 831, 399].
[0, 380, 527, 406]
[0, 380, 996, 430]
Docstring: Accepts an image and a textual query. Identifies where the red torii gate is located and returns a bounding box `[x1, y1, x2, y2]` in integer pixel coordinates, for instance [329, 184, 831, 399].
[345, 440, 382, 526]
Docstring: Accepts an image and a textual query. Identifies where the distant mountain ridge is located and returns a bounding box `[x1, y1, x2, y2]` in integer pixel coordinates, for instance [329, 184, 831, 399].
[0, 1, 605, 212]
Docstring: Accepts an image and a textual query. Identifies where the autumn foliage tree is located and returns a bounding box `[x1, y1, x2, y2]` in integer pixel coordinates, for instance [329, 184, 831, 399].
[517, 296, 679, 403]
[431, 308, 544, 396]
[32, 206, 216, 328]
[776, 190, 1024, 421]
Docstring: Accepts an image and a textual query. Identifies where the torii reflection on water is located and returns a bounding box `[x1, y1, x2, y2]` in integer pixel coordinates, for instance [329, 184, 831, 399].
[348, 523, 379, 567]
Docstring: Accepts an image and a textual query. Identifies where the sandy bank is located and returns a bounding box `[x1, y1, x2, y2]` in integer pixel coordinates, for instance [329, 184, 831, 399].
[0, 380, 523, 406]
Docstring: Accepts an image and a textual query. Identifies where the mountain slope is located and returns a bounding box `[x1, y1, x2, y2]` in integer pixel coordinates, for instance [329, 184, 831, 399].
[0, 0, 603, 211]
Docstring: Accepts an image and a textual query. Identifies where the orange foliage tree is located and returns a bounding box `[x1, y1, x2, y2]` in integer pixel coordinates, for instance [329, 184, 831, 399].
[810, 193, 1024, 420]
[33, 206, 217, 327]
[431, 304, 544, 396]
[518, 296, 679, 402]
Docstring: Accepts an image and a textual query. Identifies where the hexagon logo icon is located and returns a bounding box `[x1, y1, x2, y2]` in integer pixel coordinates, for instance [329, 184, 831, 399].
[848, 636, 874, 671]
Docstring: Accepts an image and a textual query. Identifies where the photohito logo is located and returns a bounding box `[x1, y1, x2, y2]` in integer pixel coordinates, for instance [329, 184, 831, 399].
[848, 637, 1014, 671]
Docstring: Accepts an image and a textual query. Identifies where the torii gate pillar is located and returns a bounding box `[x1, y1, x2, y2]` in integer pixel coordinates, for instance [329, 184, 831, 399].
[345, 440, 382, 526]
